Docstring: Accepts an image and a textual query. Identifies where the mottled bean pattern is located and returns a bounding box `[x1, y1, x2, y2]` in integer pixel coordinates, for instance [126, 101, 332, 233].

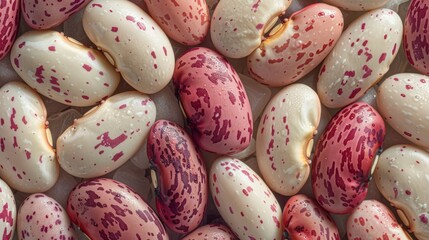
[145, 0, 210, 45]
[248, 3, 343, 87]
[18, 194, 77, 240]
[147, 120, 207, 234]
[22, 0, 90, 29]
[173, 47, 253, 155]
[404, 0, 429, 75]
[67, 178, 168, 240]
[312, 102, 385, 214]
[0, 0, 19, 60]
[283, 194, 340, 240]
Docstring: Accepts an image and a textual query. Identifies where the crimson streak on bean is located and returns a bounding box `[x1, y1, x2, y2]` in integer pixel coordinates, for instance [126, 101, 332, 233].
[311, 102, 385, 214]
[147, 120, 207, 234]
[283, 194, 340, 240]
[0, 0, 19, 60]
[22, 0, 90, 29]
[173, 47, 253, 155]
[404, 0, 429, 75]
[67, 178, 168, 240]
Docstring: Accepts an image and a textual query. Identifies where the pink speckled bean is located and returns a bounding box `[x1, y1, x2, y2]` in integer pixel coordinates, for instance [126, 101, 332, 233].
[82, 0, 175, 94]
[210, 157, 283, 240]
[248, 3, 343, 87]
[0, 81, 59, 193]
[256, 83, 321, 196]
[311, 102, 385, 214]
[57, 91, 156, 178]
[346, 200, 410, 240]
[377, 73, 429, 150]
[317, 8, 403, 109]
[404, 0, 429, 75]
[144, 0, 210, 46]
[181, 223, 238, 240]
[67, 178, 168, 240]
[10, 30, 120, 107]
[17, 193, 77, 240]
[0, 178, 16, 240]
[322, 0, 389, 11]
[147, 120, 207, 234]
[0, 0, 19, 60]
[374, 145, 429, 240]
[22, 0, 90, 29]
[173, 47, 253, 155]
[283, 194, 340, 240]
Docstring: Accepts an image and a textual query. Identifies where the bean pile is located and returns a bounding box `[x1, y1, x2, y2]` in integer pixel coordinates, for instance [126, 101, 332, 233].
[0, 0, 428, 239]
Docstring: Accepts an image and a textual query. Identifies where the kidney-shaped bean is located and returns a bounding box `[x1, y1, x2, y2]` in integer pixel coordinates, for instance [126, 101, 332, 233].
[374, 144, 429, 240]
[317, 8, 402, 109]
[57, 91, 156, 178]
[82, 0, 175, 94]
[147, 120, 207, 234]
[11, 30, 120, 107]
[312, 102, 385, 214]
[248, 3, 343, 87]
[173, 47, 253, 155]
[283, 194, 340, 240]
[144, 0, 210, 46]
[210, 157, 283, 240]
[22, 0, 90, 29]
[210, 0, 291, 59]
[0, 178, 16, 240]
[17, 193, 77, 240]
[377, 73, 429, 151]
[181, 223, 238, 240]
[322, 0, 389, 11]
[404, 0, 429, 75]
[0, 81, 59, 193]
[256, 83, 320, 196]
[0, 0, 19, 60]
[67, 178, 168, 240]
[346, 200, 410, 240]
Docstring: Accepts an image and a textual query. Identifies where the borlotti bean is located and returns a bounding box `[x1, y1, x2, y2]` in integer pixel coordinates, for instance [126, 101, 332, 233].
[374, 145, 429, 240]
[10, 30, 120, 107]
[283, 194, 340, 240]
[0, 0, 19, 60]
[0, 178, 16, 240]
[57, 91, 156, 178]
[256, 83, 321, 196]
[247, 3, 344, 87]
[67, 178, 168, 240]
[317, 8, 403, 109]
[210, 157, 283, 240]
[211, 0, 291, 59]
[144, 0, 210, 46]
[173, 47, 253, 155]
[311, 102, 385, 214]
[377, 73, 429, 150]
[82, 0, 175, 94]
[346, 200, 410, 240]
[181, 223, 238, 240]
[17, 193, 77, 240]
[322, 0, 389, 11]
[147, 120, 207, 234]
[404, 0, 429, 75]
[21, 0, 90, 29]
[0, 82, 59, 193]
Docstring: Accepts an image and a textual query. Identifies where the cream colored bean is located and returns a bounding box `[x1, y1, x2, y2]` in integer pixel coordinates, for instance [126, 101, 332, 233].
[256, 83, 320, 196]
[0, 81, 58, 193]
[82, 0, 175, 94]
[11, 30, 120, 107]
[57, 91, 156, 178]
